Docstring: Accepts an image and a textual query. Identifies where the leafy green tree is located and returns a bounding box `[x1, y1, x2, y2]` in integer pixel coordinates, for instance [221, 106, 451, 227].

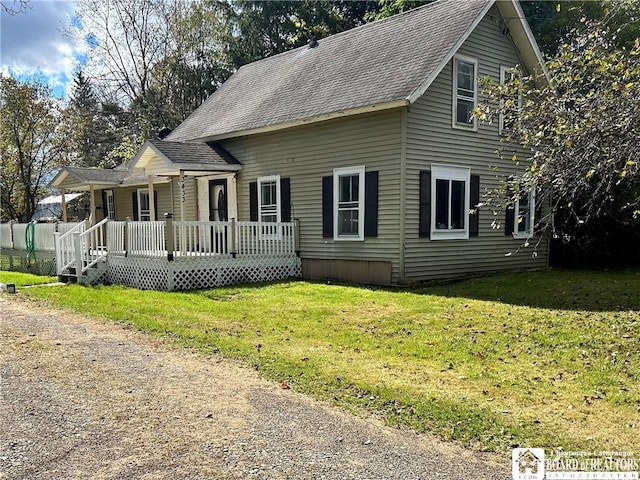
[227, 1, 379, 67]
[364, 0, 430, 21]
[65, 71, 103, 167]
[0, 75, 69, 222]
[477, 1, 640, 265]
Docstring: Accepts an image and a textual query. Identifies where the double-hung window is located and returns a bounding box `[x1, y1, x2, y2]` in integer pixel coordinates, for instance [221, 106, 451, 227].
[333, 166, 365, 241]
[453, 54, 478, 130]
[499, 65, 522, 135]
[512, 190, 535, 238]
[431, 165, 470, 240]
[137, 188, 150, 221]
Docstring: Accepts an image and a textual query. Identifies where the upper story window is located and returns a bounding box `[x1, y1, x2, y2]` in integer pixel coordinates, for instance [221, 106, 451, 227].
[334, 166, 365, 241]
[257, 175, 281, 223]
[431, 165, 470, 240]
[499, 65, 522, 136]
[453, 54, 478, 130]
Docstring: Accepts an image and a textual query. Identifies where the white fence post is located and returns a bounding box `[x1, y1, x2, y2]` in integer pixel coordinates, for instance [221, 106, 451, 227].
[74, 232, 83, 277]
[54, 232, 62, 275]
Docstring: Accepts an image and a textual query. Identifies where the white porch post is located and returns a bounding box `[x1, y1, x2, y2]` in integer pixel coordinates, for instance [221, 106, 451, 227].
[61, 189, 67, 223]
[89, 185, 96, 225]
[148, 175, 156, 221]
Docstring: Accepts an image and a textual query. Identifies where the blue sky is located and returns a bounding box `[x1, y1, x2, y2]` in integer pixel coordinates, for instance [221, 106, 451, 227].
[1, 0, 81, 99]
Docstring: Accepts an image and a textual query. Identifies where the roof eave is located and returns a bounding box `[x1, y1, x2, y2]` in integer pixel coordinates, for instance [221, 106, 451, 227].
[406, 0, 496, 104]
[49, 168, 122, 190]
[185, 99, 410, 143]
[496, 0, 549, 85]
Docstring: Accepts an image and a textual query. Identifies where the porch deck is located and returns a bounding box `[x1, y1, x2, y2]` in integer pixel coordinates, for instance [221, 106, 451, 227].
[2, 219, 301, 290]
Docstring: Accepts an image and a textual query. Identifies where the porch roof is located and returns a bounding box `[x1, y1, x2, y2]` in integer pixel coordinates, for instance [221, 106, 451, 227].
[49, 166, 170, 191]
[131, 139, 242, 176]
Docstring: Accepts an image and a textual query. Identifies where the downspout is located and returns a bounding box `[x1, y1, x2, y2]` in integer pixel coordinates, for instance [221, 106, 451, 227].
[398, 106, 408, 283]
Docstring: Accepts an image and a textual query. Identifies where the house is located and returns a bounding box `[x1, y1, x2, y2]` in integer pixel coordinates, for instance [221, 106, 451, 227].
[50, 0, 548, 288]
[31, 193, 87, 222]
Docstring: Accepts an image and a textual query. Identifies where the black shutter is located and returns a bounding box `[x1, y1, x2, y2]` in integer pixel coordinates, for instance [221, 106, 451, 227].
[249, 181, 258, 221]
[280, 177, 291, 222]
[505, 180, 515, 235]
[132, 192, 138, 221]
[419, 171, 431, 238]
[505, 204, 515, 236]
[469, 174, 480, 237]
[364, 171, 378, 237]
[322, 176, 333, 238]
[101, 190, 108, 221]
[153, 191, 158, 220]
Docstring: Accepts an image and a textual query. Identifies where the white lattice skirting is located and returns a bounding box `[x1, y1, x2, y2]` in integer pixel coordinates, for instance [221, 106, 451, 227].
[103, 255, 301, 291]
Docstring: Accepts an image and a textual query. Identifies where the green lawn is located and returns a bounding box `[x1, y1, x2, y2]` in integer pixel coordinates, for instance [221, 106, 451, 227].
[0, 271, 57, 287]
[10, 269, 640, 455]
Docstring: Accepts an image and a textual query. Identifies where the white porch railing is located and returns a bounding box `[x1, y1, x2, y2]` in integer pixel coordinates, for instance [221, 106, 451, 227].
[54, 222, 87, 275]
[119, 219, 298, 258]
[235, 221, 297, 256]
[53, 218, 299, 279]
[76, 217, 109, 274]
[106, 221, 126, 256]
[127, 221, 165, 256]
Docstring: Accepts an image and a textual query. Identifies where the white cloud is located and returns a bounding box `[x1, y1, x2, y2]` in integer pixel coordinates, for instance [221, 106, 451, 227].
[1, 0, 81, 98]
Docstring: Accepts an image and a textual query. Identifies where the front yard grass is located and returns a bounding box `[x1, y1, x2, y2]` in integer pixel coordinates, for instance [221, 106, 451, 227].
[15, 269, 640, 455]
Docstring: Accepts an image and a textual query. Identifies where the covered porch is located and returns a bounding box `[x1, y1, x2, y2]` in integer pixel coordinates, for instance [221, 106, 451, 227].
[54, 216, 300, 291]
[48, 139, 301, 291]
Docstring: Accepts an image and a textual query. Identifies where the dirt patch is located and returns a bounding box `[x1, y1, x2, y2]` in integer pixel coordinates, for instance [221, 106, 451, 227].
[1, 295, 509, 479]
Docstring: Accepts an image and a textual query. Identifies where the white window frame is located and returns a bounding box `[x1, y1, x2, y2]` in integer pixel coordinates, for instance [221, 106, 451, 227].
[452, 54, 478, 131]
[257, 175, 281, 223]
[430, 165, 470, 240]
[333, 165, 365, 241]
[137, 188, 150, 221]
[105, 189, 116, 220]
[257, 175, 281, 238]
[499, 65, 522, 136]
[512, 190, 535, 239]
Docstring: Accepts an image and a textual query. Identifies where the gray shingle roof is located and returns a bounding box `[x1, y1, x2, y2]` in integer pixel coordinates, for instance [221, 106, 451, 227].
[167, 0, 491, 142]
[64, 167, 129, 184]
[148, 138, 240, 166]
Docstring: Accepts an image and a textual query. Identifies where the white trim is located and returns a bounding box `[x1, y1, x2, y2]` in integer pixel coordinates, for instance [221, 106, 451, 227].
[499, 65, 522, 136]
[333, 165, 365, 241]
[496, 0, 549, 85]
[257, 175, 281, 224]
[406, 0, 494, 104]
[137, 188, 151, 221]
[452, 54, 478, 131]
[430, 164, 470, 240]
[189, 100, 409, 143]
[105, 190, 116, 220]
[512, 189, 535, 239]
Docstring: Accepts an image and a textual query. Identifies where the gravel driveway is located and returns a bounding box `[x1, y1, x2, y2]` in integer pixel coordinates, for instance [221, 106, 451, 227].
[1, 295, 510, 479]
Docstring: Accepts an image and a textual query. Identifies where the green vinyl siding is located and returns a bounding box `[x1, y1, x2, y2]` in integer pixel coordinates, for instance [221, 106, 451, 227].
[221, 109, 404, 283]
[403, 5, 548, 282]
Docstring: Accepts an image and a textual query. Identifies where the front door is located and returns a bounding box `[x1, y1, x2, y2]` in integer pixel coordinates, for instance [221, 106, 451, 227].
[209, 179, 228, 221]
